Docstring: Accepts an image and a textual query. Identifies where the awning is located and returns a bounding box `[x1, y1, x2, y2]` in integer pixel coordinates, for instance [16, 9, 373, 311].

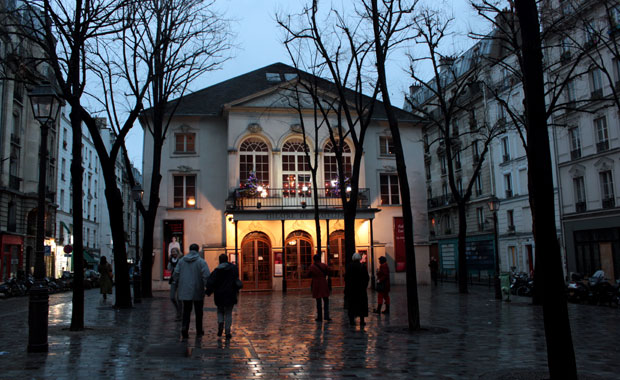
[60, 221, 72, 234]
[83, 250, 98, 264]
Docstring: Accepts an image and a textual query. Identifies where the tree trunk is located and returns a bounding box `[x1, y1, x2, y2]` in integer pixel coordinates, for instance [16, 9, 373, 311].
[457, 202, 468, 294]
[69, 108, 84, 330]
[102, 181, 132, 308]
[514, 1, 577, 378]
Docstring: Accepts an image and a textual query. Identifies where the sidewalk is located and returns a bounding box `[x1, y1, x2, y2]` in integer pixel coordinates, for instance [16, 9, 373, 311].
[0, 283, 618, 379]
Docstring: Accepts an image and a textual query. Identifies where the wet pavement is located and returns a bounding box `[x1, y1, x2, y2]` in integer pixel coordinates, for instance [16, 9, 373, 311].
[0, 283, 618, 379]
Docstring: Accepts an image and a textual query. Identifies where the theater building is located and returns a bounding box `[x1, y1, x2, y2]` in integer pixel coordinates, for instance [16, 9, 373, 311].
[142, 63, 430, 291]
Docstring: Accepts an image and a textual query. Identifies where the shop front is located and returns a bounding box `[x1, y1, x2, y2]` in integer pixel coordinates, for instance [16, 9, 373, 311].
[0, 234, 23, 282]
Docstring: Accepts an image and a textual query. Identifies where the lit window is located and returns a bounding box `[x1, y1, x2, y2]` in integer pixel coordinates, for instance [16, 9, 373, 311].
[324, 140, 352, 189]
[379, 136, 394, 155]
[173, 174, 196, 208]
[240, 138, 269, 187]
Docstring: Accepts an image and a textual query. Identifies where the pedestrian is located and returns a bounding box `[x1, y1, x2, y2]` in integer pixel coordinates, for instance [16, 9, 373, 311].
[429, 257, 439, 286]
[308, 254, 331, 322]
[167, 247, 183, 320]
[344, 252, 369, 327]
[98, 256, 113, 303]
[206, 254, 242, 339]
[373, 256, 390, 314]
[172, 243, 210, 339]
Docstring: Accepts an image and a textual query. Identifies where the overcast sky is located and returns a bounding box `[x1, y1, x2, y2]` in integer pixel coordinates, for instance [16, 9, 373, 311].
[124, 0, 490, 172]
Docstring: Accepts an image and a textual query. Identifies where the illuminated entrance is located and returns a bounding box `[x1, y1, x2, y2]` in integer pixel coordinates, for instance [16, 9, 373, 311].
[328, 230, 346, 286]
[285, 230, 313, 289]
[240, 232, 272, 290]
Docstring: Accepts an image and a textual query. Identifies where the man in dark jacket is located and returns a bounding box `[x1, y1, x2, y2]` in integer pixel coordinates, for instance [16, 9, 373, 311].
[345, 252, 369, 327]
[206, 254, 241, 339]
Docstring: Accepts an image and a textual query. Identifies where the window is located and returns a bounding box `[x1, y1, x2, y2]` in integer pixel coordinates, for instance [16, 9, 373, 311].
[569, 127, 581, 159]
[585, 22, 596, 46]
[472, 140, 480, 163]
[61, 158, 66, 181]
[324, 140, 352, 190]
[519, 168, 528, 195]
[63, 128, 68, 149]
[427, 186, 433, 200]
[452, 119, 460, 137]
[566, 79, 576, 103]
[573, 176, 586, 212]
[590, 68, 603, 97]
[501, 136, 510, 162]
[611, 6, 620, 29]
[504, 173, 513, 198]
[476, 207, 484, 231]
[59, 189, 65, 210]
[600, 170, 615, 208]
[380, 174, 400, 205]
[507, 209, 514, 231]
[475, 174, 482, 196]
[379, 136, 394, 155]
[173, 174, 196, 208]
[174, 132, 196, 153]
[561, 37, 571, 57]
[282, 140, 311, 197]
[423, 134, 429, 153]
[456, 178, 463, 196]
[455, 149, 461, 170]
[240, 138, 270, 187]
[425, 162, 431, 180]
[595, 116, 609, 152]
[440, 155, 447, 175]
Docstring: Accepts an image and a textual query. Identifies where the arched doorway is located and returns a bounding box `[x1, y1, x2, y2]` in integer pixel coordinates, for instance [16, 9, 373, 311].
[285, 230, 313, 289]
[328, 230, 346, 286]
[240, 232, 272, 290]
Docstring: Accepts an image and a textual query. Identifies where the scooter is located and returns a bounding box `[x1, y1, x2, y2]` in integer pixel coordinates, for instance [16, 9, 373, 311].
[566, 273, 588, 303]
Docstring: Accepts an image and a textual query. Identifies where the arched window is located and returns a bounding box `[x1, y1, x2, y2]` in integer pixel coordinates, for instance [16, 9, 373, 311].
[240, 138, 269, 187]
[282, 140, 311, 196]
[323, 140, 351, 189]
[285, 230, 313, 289]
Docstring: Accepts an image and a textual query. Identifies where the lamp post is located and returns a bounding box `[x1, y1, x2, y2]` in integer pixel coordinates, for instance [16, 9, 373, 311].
[488, 196, 502, 300]
[28, 83, 63, 352]
[131, 185, 143, 304]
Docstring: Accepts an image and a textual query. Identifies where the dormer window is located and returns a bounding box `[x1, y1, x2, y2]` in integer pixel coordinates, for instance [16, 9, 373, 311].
[266, 73, 281, 82]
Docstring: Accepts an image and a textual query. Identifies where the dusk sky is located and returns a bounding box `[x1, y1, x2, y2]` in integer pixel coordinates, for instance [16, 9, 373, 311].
[125, 0, 490, 170]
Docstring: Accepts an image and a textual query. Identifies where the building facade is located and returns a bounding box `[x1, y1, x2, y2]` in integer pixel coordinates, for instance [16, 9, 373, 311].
[142, 63, 430, 291]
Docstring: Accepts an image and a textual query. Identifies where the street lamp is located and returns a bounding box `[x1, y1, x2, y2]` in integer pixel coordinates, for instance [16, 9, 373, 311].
[487, 196, 502, 300]
[131, 185, 143, 304]
[28, 83, 63, 353]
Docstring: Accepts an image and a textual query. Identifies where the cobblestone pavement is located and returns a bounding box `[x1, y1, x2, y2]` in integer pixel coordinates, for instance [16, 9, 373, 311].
[0, 283, 618, 379]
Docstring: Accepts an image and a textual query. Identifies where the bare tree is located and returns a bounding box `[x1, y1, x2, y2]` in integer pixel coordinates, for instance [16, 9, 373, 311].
[277, 0, 380, 275]
[99, 0, 232, 298]
[405, 8, 502, 294]
[366, 0, 421, 329]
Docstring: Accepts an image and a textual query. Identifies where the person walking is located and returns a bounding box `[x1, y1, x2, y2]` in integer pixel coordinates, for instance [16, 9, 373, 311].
[206, 254, 241, 339]
[345, 252, 369, 327]
[98, 256, 113, 304]
[167, 248, 183, 320]
[172, 243, 210, 339]
[309, 254, 331, 322]
[429, 257, 439, 286]
[373, 256, 390, 314]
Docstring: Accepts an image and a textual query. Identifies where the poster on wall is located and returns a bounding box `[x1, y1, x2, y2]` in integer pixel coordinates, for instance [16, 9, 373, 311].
[274, 251, 283, 276]
[163, 220, 184, 279]
[393, 217, 406, 272]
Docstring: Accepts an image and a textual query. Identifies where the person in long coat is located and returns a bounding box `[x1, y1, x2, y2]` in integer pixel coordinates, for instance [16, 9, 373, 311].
[98, 256, 113, 303]
[309, 254, 330, 322]
[206, 254, 241, 339]
[373, 256, 391, 314]
[345, 252, 369, 326]
[172, 244, 210, 339]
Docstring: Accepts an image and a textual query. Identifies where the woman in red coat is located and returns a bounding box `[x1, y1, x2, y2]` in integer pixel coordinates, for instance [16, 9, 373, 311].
[373, 256, 390, 314]
[309, 254, 331, 322]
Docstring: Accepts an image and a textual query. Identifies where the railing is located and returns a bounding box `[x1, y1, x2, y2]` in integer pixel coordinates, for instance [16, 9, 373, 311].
[227, 188, 370, 211]
[596, 140, 609, 153]
[9, 175, 20, 191]
[602, 197, 615, 209]
[427, 194, 455, 209]
[575, 201, 586, 213]
[590, 88, 603, 100]
[570, 148, 581, 160]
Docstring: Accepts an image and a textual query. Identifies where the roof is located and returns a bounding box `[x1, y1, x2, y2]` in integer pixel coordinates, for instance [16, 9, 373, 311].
[155, 62, 417, 122]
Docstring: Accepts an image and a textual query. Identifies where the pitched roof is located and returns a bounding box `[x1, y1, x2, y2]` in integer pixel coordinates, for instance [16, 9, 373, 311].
[160, 62, 417, 122]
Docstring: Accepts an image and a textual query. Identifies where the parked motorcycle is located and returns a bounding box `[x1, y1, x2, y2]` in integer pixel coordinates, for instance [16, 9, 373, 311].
[566, 273, 588, 303]
[0, 278, 27, 297]
[587, 275, 616, 306]
[510, 272, 534, 297]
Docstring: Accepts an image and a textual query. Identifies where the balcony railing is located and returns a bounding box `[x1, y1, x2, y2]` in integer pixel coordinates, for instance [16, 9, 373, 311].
[227, 187, 370, 211]
[602, 197, 615, 209]
[570, 148, 581, 160]
[575, 201, 586, 213]
[596, 140, 609, 153]
[427, 194, 455, 209]
[9, 175, 20, 191]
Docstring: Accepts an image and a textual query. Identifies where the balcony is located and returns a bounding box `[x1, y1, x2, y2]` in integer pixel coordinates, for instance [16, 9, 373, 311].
[226, 188, 370, 211]
[570, 148, 581, 160]
[596, 140, 609, 153]
[502, 154, 510, 163]
[590, 89, 603, 100]
[575, 201, 586, 213]
[505, 189, 513, 198]
[9, 175, 20, 191]
[507, 225, 515, 233]
[427, 194, 456, 209]
[602, 197, 615, 209]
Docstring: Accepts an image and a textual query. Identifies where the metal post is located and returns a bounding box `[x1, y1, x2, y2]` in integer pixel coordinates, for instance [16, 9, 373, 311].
[493, 211, 502, 299]
[234, 220, 238, 259]
[281, 219, 286, 293]
[133, 201, 141, 304]
[370, 218, 376, 290]
[28, 121, 49, 353]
